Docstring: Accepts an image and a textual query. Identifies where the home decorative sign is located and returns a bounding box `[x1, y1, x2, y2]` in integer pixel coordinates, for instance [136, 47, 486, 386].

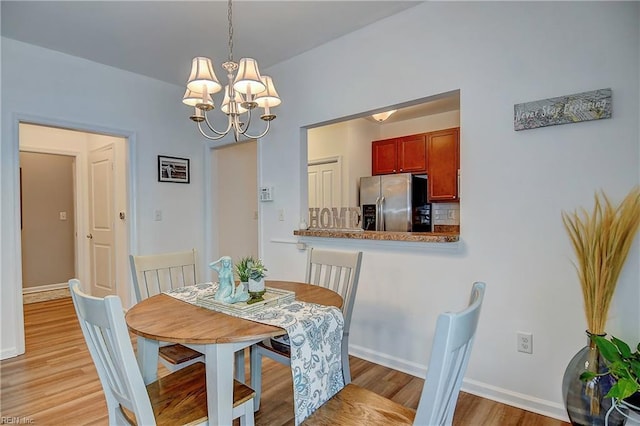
[514, 88, 611, 131]
[308, 207, 361, 230]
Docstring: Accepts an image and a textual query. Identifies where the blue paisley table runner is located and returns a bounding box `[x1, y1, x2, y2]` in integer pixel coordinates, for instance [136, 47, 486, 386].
[165, 283, 345, 425]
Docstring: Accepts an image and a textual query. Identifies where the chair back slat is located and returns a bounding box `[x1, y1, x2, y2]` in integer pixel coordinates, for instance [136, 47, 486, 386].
[414, 281, 486, 426]
[130, 249, 198, 302]
[304, 248, 362, 332]
[69, 279, 155, 424]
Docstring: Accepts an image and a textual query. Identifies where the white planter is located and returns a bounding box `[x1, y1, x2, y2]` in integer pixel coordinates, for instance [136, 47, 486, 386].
[248, 277, 265, 293]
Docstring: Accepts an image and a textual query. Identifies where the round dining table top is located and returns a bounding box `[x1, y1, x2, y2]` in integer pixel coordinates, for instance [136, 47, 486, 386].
[125, 280, 343, 345]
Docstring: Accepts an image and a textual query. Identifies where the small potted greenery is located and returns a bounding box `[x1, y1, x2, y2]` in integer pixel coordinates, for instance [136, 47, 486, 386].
[248, 258, 267, 281]
[581, 335, 640, 412]
[235, 256, 255, 285]
[244, 258, 267, 304]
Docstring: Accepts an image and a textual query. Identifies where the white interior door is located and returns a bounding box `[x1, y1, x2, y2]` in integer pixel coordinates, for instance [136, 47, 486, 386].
[308, 157, 342, 209]
[88, 145, 116, 297]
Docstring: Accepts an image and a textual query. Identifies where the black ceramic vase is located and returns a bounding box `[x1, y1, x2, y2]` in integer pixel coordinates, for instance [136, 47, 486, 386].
[561, 333, 626, 425]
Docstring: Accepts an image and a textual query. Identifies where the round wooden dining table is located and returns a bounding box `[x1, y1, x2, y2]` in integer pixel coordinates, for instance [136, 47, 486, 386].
[125, 280, 343, 425]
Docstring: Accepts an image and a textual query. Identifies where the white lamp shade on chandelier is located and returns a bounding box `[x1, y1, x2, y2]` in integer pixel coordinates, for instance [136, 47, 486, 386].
[255, 76, 281, 109]
[182, 0, 281, 141]
[186, 57, 222, 95]
[233, 58, 266, 96]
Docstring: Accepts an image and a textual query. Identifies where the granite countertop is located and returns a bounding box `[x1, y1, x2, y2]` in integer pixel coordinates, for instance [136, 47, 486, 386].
[293, 229, 459, 243]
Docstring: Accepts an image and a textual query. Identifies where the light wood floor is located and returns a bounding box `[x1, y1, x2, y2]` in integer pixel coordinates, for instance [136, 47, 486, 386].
[1, 298, 569, 425]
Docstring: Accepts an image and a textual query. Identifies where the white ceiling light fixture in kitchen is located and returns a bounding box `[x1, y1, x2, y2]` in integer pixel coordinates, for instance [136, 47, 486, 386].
[182, 0, 281, 142]
[371, 110, 397, 122]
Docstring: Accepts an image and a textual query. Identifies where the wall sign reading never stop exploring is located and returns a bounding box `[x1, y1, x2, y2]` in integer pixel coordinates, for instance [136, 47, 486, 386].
[514, 88, 611, 131]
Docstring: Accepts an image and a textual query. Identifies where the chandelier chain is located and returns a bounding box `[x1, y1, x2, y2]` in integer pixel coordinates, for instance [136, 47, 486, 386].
[227, 0, 234, 63]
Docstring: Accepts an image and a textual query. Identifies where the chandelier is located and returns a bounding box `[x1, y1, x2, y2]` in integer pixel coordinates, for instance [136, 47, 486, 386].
[182, 0, 281, 141]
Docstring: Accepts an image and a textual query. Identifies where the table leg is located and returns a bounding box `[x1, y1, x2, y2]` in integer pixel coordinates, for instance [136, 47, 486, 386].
[235, 349, 246, 383]
[203, 343, 235, 425]
[136, 336, 159, 385]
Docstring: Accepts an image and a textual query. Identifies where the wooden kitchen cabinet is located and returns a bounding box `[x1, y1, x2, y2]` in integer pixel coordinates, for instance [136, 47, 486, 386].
[371, 138, 398, 175]
[427, 127, 459, 201]
[372, 134, 427, 175]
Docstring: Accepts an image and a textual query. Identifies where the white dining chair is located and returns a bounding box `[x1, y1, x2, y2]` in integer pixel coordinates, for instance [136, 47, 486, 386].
[302, 281, 486, 426]
[130, 249, 205, 371]
[69, 279, 256, 426]
[250, 248, 363, 410]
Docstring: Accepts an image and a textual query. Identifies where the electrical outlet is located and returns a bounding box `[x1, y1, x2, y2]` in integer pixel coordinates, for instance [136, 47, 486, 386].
[517, 332, 533, 354]
[154, 209, 162, 221]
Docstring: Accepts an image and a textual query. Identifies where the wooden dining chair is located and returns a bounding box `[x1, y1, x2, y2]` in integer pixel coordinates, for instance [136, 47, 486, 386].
[129, 249, 204, 371]
[302, 281, 486, 426]
[69, 279, 256, 426]
[250, 248, 363, 410]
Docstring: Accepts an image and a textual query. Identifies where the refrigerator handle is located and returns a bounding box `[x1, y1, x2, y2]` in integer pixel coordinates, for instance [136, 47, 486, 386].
[374, 197, 381, 231]
[379, 196, 385, 231]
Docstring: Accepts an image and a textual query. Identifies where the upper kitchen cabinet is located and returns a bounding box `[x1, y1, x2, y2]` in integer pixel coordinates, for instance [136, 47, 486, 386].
[372, 134, 427, 175]
[371, 138, 397, 175]
[427, 127, 459, 201]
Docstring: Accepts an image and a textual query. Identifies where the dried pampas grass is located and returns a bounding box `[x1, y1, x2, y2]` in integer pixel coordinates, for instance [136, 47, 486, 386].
[562, 186, 640, 335]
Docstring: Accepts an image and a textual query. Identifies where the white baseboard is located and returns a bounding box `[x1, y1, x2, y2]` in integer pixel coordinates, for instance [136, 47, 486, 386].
[350, 343, 427, 377]
[1, 346, 20, 360]
[349, 344, 569, 422]
[462, 378, 569, 422]
[22, 282, 67, 294]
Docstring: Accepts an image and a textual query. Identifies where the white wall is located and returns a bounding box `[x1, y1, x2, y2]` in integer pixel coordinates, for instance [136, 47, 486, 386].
[258, 2, 639, 420]
[345, 119, 378, 208]
[1, 38, 207, 358]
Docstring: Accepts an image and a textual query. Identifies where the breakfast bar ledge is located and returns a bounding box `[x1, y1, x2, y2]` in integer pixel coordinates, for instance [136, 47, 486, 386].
[293, 229, 459, 243]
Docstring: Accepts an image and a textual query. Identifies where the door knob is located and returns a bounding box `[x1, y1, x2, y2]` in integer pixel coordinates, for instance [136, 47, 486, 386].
[86, 233, 93, 239]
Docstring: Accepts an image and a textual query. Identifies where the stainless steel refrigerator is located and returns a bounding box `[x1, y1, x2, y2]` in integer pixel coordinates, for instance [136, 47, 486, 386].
[360, 173, 413, 232]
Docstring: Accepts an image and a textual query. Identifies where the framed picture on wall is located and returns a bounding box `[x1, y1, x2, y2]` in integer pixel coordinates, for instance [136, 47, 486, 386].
[158, 155, 190, 183]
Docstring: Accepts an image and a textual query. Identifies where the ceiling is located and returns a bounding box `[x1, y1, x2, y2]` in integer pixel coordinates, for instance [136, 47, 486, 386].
[1, 1, 457, 123]
[1, 1, 422, 87]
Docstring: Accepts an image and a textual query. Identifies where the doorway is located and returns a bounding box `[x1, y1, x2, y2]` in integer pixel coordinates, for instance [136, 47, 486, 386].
[19, 123, 130, 302]
[20, 151, 76, 300]
[211, 140, 259, 265]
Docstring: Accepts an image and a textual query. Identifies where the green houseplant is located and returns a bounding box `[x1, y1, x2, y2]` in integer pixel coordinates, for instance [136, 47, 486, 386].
[247, 258, 267, 281]
[235, 256, 256, 283]
[581, 335, 640, 404]
[246, 258, 267, 305]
